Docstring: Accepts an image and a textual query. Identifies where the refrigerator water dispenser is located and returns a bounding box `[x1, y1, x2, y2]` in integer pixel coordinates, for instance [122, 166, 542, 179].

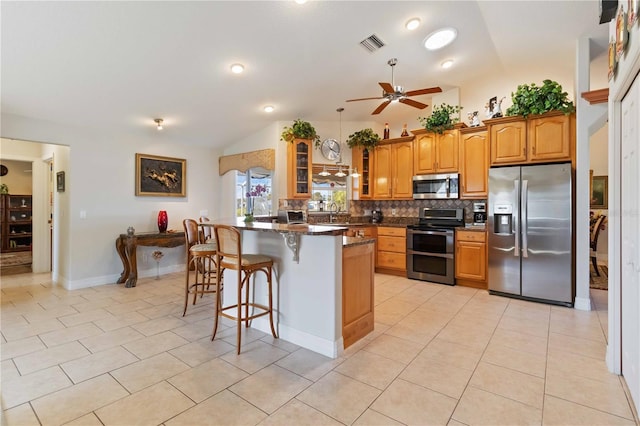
[493, 204, 513, 234]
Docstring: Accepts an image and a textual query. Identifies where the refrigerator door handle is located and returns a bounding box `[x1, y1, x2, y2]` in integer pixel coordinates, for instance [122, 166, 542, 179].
[514, 179, 519, 257]
[521, 179, 528, 258]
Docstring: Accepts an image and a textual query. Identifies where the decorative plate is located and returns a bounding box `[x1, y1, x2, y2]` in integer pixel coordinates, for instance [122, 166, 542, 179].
[608, 40, 618, 81]
[616, 5, 629, 60]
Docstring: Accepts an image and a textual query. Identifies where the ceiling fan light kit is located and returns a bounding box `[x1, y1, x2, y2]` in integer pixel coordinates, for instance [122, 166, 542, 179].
[346, 58, 442, 115]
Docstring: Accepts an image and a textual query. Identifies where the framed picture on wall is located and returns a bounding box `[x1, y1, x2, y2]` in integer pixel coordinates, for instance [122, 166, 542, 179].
[56, 171, 65, 192]
[590, 175, 608, 209]
[135, 153, 186, 197]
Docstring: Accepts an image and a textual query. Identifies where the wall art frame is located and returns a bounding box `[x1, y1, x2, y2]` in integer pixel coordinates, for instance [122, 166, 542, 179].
[56, 171, 65, 192]
[590, 175, 608, 209]
[135, 153, 186, 197]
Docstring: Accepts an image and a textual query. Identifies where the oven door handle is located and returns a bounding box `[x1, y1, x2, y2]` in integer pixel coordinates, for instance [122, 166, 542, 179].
[407, 249, 454, 259]
[407, 230, 453, 237]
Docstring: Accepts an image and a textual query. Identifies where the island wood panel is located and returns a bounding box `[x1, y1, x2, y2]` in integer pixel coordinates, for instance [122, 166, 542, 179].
[342, 241, 375, 349]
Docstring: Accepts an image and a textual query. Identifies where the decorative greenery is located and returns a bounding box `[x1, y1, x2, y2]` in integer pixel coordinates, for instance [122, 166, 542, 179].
[505, 79, 575, 118]
[418, 103, 463, 134]
[345, 128, 381, 150]
[0, 184, 8, 195]
[280, 119, 321, 145]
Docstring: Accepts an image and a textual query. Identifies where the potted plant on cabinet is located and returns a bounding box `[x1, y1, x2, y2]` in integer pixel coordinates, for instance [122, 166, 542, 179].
[280, 119, 321, 146]
[505, 79, 575, 118]
[418, 103, 463, 134]
[345, 128, 381, 150]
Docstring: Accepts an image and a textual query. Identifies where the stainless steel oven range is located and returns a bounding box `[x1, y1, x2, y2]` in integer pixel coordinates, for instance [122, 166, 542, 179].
[406, 208, 464, 285]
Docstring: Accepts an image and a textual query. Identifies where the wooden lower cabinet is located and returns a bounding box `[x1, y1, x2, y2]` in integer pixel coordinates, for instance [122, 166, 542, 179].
[376, 226, 406, 275]
[342, 241, 374, 349]
[455, 229, 487, 288]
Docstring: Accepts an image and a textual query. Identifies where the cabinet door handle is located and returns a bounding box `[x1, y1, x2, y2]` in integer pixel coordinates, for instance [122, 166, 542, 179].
[523, 147, 526, 156]
[532, 145, 536, 155]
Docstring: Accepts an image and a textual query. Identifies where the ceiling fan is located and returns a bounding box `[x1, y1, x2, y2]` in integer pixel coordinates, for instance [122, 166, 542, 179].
[346, 58, 443, 115]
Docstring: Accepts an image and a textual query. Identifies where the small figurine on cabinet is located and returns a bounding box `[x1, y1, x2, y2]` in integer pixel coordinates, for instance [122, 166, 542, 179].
[467, 111, 480, 127]
[485, 96, 506, 118]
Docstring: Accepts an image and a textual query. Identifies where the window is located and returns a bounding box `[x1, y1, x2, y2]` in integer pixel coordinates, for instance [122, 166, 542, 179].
[311, 165, 348, 212]
[235, 168, 272, 217]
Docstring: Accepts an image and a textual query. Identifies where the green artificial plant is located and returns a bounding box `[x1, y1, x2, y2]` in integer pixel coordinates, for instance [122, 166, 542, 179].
[280, 119, 321, 145]
[418, 103, 463, 134]
[505, 79, 575, 118]
[0, 184, 8, 194]
[345, 128, 381, 150]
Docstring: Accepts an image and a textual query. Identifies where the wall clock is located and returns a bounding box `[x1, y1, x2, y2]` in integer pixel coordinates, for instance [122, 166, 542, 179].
[320, 139, 341, 161]
[0, 165, 7, 176]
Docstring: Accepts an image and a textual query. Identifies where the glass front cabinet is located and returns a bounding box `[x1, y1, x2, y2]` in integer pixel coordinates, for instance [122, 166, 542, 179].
[287, 139, 312, 199]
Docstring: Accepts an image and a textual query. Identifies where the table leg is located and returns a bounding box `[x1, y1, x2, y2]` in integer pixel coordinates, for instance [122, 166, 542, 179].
[116, 237, 130, 284]
[124, 237, 138, 288]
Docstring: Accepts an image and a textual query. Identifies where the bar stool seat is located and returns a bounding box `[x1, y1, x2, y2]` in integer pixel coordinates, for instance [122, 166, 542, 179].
[183, 219, 221, 317]
[212, 224, 277, 354]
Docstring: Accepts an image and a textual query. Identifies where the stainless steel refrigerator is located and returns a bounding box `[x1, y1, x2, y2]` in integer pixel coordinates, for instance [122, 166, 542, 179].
[488, 163, 573, 306]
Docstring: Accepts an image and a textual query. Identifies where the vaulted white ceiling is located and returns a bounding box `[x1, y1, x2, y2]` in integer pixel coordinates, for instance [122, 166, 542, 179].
[1, 1, 608, 148]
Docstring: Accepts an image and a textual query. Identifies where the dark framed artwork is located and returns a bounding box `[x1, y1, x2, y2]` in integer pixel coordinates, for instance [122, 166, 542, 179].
[590, 175, 608, 209]
[135, 153, 186, 197]
[56, 171, 65, 192]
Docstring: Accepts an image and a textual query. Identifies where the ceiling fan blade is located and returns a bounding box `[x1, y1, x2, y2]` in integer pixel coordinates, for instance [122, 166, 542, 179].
[399, 98, 428, 109]
[379, 82, 395, 93]
[372, 100, 391, 115]
[405, 86, 443, 97]
[346, 96, 385, 102]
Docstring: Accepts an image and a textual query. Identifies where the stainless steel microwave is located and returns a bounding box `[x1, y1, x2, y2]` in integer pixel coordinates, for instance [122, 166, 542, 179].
[412, 173, 459, 199]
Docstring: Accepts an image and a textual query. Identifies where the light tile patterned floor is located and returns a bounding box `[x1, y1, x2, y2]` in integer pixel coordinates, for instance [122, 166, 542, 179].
[1, 272, 638, 425]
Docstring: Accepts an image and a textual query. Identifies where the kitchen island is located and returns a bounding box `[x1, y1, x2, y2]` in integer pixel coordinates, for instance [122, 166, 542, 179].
[210, 219, 375, 358]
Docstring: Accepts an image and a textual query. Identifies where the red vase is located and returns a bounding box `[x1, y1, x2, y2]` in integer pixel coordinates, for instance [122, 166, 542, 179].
[157, 210, 168, 233]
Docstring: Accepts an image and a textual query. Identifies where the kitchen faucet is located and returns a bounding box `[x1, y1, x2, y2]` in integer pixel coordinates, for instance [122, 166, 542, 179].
[329, 202, 338, 223]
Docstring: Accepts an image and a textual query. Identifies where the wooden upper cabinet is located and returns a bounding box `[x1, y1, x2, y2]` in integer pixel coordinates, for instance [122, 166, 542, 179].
[487, 112, 574, 166]
[412, 127, 460, 174]
[351, 146, 372, 199]
[287, 138, 312, 199]
[372, 137, 413, 200]
[488, 116, 527, 165]
[459, 126, 489, 199]
[528, 112, 571, 162]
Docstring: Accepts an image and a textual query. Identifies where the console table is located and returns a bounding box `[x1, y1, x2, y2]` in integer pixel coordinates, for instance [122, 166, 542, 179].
[115, 231, 185, 287]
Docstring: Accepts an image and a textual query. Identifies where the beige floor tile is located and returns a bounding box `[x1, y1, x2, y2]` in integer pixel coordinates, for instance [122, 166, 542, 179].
[38, 322, 104, 347]
[220, 340, 289, 374]
[92, 311, 149, 332]
[452, 386, 542, 425]
[334, 350, 405, 390]
[490, 328, 548, 356]
[400, 356, 473, 399]
[447, 419, 468, 426]
[353, 408, 404, 425]
[31, 373, 129, 425]
[79, 326, 144, 353]
[110, 352, 190, 393]
[547, 346, 619, 384]
[166, 389, 266, 425]
[260, 334, 302, 353]
[21, 305, 80, 323]
[362, 333, 423, 364]
[131, 316, 188, 336]
[371, 378, 458, 425]
[122, 330, 189, 359]
[168, 357, 248, 403]
[230, 364, 312, 414]
[260, 399, 343, 426]
[1, 403, 40, 426]
[482, 340, 547, 378]
[546, 369, 634, 420]
[95, 381, 194, 425]
[137, 302, 183, 319]
[375, 299, 419, 326]
[13, 341, 90, 375]
[1, 366, 72, 409]
[384, 321, 438, 345]
[297, 371, 380, 425]
[0, 336, 46, 361]
[169, 337, 235, 367]
[1, 318, 65, 341]
[497, 314, 549, 338]
[61, 345, 139, 383]
[276, 348, 344, 381]
[437, 323, 493, 349]
[420, 337, 484, 371]
[548, 331, 605, 360]
[542, 394, 636, 425]
[57, 308, 115, 327]
[171, 317, 216, 341]
[64, 412, 104, 426]
[469, 361, 544, 409]
[103, 298, 154, 315]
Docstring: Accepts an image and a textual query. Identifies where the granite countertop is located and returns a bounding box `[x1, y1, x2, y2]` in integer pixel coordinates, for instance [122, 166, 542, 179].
[343, 236, 376, 247]
[214, 219, 347, 236]
[461, 224, 487, 231]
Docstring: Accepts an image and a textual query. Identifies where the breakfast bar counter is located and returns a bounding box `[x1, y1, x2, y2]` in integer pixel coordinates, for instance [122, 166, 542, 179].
[210, 219, 374, 358]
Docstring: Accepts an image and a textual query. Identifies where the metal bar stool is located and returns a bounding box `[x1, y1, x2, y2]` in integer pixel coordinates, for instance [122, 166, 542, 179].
[182, 219, 220, 317]
[212, 224, 277, 354]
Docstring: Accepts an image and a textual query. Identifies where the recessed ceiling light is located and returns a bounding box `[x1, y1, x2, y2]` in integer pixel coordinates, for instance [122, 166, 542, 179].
[423, 27, 457, 50]
[263, 105, 274, 113]
[441, 59, 454, 69]
[295, 0, 307, 4]
[405, 18, 421, 31]
[230, 63, 245, 74]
